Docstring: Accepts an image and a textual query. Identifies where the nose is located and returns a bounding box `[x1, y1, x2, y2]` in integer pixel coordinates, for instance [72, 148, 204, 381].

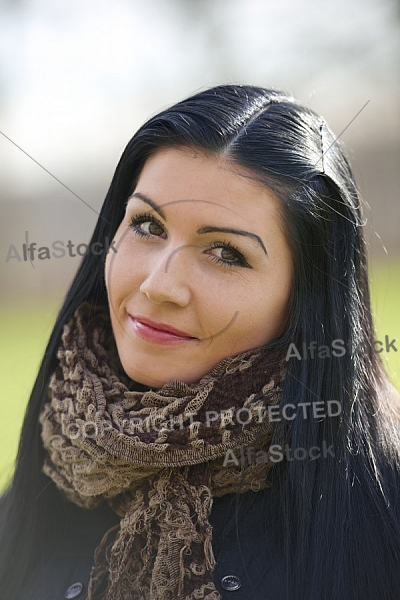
[139, 244, 197, 306]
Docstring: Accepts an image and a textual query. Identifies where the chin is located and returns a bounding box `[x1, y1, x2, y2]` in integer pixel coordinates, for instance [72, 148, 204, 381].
[123, 365, 166, 388]
[122, 361, 202, 388]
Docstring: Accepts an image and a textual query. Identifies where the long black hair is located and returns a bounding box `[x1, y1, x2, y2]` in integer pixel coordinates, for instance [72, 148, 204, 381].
[1, 84, 400, 599]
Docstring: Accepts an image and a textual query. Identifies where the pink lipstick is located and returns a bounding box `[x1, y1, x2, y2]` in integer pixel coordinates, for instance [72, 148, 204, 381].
[129, 316, 198, 345]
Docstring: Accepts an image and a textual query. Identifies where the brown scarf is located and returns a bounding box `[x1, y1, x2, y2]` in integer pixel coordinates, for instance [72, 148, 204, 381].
[39, 302, 286, 600]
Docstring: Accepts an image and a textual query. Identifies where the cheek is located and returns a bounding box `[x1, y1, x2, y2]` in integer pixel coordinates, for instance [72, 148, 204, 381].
[243, 267, 293, 336]
[105, 229, 141, 302]
[105, 251, 123, 305]
[265, 269, 293, 332]
[104, 226, 122, 293]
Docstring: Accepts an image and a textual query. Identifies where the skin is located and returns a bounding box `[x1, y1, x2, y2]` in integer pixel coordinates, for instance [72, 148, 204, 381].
[105, 146, 293, 388]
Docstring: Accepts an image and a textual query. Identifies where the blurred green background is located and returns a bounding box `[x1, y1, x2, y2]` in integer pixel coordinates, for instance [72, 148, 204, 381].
[1, 258, 399, 493]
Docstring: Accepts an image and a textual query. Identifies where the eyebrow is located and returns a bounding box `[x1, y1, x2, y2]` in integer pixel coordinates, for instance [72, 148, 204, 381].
[129, 192, 168, 219]
[198, 225, 267, 256]
[129, 192, 268, 255]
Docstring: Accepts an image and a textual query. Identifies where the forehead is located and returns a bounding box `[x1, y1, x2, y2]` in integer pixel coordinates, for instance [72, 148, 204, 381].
[131, 146, 283, 226]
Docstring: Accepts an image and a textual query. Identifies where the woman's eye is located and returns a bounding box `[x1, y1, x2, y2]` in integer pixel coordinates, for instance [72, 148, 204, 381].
[129, 213, 166, 238]
[215, 247, 235, 261]
[137, 220, 164, 237]
[206, 241, 251, 269]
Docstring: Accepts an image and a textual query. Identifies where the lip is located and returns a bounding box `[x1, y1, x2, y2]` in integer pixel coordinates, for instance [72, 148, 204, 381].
[128, 314, 198, 344]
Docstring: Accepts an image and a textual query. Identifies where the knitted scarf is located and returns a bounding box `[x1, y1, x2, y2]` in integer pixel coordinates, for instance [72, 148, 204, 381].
[39, 302, 286, 600]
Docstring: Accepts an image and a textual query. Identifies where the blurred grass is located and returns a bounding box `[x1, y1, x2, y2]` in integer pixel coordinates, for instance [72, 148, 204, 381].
[0, 258, 399, 492]
[369, 258, 400, 387]
[0, 300, 61, 493]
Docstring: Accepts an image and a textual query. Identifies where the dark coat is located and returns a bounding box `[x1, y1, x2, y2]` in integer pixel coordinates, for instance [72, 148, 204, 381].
[0, 483, 286, 600]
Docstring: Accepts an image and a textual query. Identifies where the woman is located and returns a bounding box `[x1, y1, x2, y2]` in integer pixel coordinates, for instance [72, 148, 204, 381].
[1, 84, 400, 600]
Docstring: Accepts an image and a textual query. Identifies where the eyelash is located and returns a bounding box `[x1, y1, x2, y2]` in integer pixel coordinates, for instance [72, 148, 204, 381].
[128, 211, 166, 242]
[206, 240, 250, 268]
[129, 211, 251, 268]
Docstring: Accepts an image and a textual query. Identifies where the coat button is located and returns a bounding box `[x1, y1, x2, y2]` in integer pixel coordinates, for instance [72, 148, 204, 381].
[220, 575, 242, 591]
[64, 582, 84, 599]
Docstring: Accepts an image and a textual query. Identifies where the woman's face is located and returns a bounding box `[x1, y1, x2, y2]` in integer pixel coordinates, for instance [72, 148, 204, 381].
[105, 147, 293, 387]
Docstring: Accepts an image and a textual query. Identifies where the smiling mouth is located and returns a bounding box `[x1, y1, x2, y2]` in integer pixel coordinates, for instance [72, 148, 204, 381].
[128, 316, 198, 344]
